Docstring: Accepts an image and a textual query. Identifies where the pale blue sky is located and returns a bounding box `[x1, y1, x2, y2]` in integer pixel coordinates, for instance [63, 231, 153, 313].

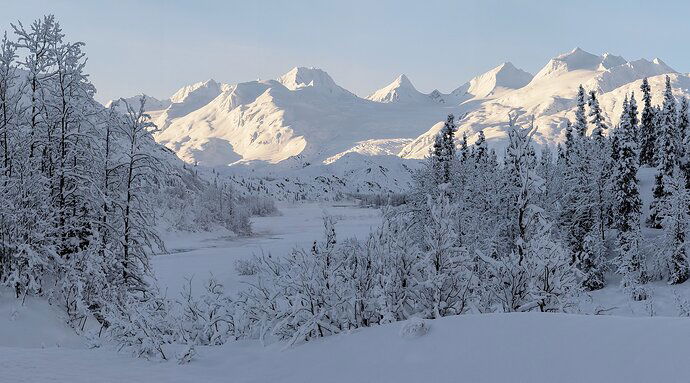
[2, 0, 689, 103]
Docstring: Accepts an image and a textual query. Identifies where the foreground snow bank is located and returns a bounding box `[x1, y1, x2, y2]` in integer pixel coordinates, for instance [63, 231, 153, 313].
[2, 312, 690, 383]
[0, 292, 82, 349]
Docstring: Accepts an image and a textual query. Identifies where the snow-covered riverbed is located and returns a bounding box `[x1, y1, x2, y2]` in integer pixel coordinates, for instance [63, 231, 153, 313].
[153, 202, 383, 297]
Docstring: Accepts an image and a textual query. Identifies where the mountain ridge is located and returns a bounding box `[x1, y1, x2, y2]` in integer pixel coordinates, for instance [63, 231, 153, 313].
[109, 48, 684, 170]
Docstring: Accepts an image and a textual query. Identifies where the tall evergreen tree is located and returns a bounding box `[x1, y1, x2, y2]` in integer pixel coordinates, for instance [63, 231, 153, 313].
[459, 131, 469, 164]
[639, 77, 657, 166]
[588, 90, 608, 140]
[613, 98, 647, 300]
[678, 97, 688, 158]
[574, 85, 588, 137]
[473, 129, 487, 164]
[563, 120, 574, 166]
[661, 176, 690, 284]
[649, 76, 678, 228]
[433, 114, 457, 185]
[678, 97, 690, 188]
[628, 92, 639, 145]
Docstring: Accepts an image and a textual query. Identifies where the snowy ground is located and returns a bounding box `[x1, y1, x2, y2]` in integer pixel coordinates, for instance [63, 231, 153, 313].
[4, 310, 690, 383]
[3, 201, 690, 382]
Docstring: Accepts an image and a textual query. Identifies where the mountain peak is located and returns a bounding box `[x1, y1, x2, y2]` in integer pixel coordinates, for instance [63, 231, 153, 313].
[170, 78, 221, 104]
[652, 58, 676, 72]
[367, 74, 427, 103]
[532, 48, 603, 82]
[555, 47, 600, 66]
[278, 66, 338, 90]
[466, 62, 532, 98]
[393, 74, 414, 88]
[600, 53, 627, 69]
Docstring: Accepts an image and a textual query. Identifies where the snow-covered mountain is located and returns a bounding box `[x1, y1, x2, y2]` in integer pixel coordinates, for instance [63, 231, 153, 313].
[367, 74, 434, 104]
[112, 48, 686, 172]
[435, 62, 534, 104]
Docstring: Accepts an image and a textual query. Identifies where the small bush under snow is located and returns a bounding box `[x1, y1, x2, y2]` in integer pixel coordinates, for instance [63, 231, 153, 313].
[399, 318, 430, 339]
[234, 258, 259, 276]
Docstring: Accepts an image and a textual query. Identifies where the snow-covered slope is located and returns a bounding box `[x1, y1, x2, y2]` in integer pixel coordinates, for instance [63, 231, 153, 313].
[117, 48, 684, 168]
[223, 153, 421, 201]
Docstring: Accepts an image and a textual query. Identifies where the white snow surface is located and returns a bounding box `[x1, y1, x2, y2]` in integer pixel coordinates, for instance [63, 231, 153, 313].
[5, 311, 690, 383]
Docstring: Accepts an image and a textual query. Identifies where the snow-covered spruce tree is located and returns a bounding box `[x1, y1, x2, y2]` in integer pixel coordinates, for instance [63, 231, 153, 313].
[678, 97, 688, 159]
[629, 92, 640, 145]
[563, 120, 575, 166]
[559, 97, 605, 291]
[590, 90, 613, 245]
[612, 95, 648, 299]
[473, 129, 488, 163]
[437, 114, 457, 186]
[639, 77, 657, 166]
[574, 85, 588, 137]
[409, 114, 462, 244]
[678, 97, 690, 189]
[457, 128, 503, 272]
[649, 76, 678, 228]
[659, 175, 690, 284]
[459, 131, 469, 163]
[536, 145, 561, 216]
[588, 90, 608, 140]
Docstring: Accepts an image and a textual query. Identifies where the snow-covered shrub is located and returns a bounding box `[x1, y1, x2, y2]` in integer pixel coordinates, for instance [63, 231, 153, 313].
[399, 317, 429, 339]
[355, 193, 408, 208]
[413, 196, 473, 318]
[479, 250, 530, 312]
[176, 277, 238, 346]
[176, 345, 196, 365]
[526, 220, 581, 312]
[673, 289, 690, 317]
[234, 258, 260, 276]
[616, 231, 648, 301]
[237, 216, 381, 345]
[370, 215, 419, 323]
[170, 176, 253, 235]
[239, 196, 280, 217]
[105, 292, 175, 360]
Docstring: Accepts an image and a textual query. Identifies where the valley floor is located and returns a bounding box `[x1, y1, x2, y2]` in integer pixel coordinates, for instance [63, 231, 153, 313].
[2, 202, 690, 382]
